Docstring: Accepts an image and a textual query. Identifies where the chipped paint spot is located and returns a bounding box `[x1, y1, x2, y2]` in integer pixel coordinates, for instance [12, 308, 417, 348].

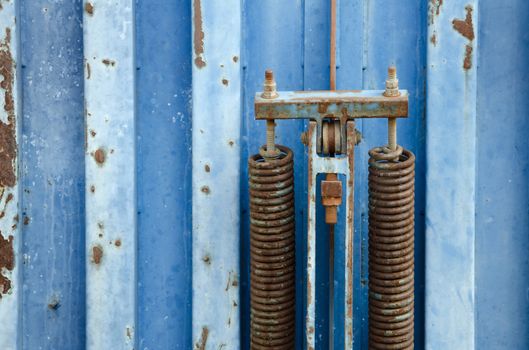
[204, 164, 210, 173]
[90, 129, 96, 137]
[195, 327, 209, 350]
[452, 6, 475, 70]
[0, 28, 17, 188]
[102, 58, 115, 67]
[94, 148, 106, 165]
[0, 232, 14, 297]
[23, 216, 29, 225]
[232, 56, 238, 63]
[92, 245, 103, 265]
[90, 185, 95, 193]
[193, 0, 206, 68]
[86, 61, 91, 79]
[200, 186, 210, 194]
[221, 78, 229, 86]
[228, 140, 234, 147]
[84, 2, 94, 15]
[202, 254, 211, 265]
[0, 192, 12, 218]
[48, 296, 61, 310]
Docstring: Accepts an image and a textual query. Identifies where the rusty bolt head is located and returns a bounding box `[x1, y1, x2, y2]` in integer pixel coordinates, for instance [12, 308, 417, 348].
[261, 69, 279, 99]
[384, 65, 400, 97]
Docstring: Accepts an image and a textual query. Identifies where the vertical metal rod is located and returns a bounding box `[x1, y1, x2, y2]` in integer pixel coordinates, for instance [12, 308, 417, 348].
[328, 0, 337, 347]
[330, 0, 337, 91]
[388, 118, 397, 151]
[326, 0, 337, 350]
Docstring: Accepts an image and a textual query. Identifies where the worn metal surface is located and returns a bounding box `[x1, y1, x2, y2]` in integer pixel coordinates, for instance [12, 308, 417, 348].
[191, 0, 241, 348]
[368, 145, 415, 349]
[84, 1, 136, 349]
[19, 1, 86, 349]
[255, 90, 408, 121]
[475, 1, 529, 349]
[306, 122, 355, 349]
[426, 0, 478, 348]
[0, 1, 19, 349]
[0, 1, 526, 349]
[135, 1, 192, 348]
[248, 145, 296, 349]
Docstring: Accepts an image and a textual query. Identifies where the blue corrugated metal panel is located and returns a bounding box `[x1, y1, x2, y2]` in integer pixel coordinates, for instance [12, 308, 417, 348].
[136, 1, 192, 349]
[84, 1, 136, 348]
[476, 1, 529, 348]
[426, 1, 478, 348]
[20, 1, 86, 349]
[0, 1, 527, 349]
[192, 0, 242, 347]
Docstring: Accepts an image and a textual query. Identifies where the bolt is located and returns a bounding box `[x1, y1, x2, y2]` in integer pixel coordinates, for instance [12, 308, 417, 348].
[384, 65, 400, 97]
[384, 66, 399, 152]
[261, 69, 279, 99]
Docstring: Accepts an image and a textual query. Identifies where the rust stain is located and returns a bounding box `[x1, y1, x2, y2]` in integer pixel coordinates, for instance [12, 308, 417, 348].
[430, 32, 437, 46]
[452, 6, 475, 70]
[0, 192, 12, 218]
[90, 129, 96, 137]
[84, 2, 94, 15]
[452, 6, 475, 41]
[92, 245, 103, 265]
[221, 78, 229, 86]
[428, 0, 443, 25]
[195, 327, 209, 350]
[463, 44, 473, 70]
[102, 59, 115, 67]
[200, 185, 210, 194]
[90, 185, 95, 193]
[94, 148, 106, 165]
[0, 232, 14, 297]
[232, 56, 238, 63]
[23, 216, 29, 225]
[204, 164, 210, 173]
[193, 0, 206, 68]
[114, 239, 121, 247]
[202, 254, 211, 265]
[0, 28, 17, 188]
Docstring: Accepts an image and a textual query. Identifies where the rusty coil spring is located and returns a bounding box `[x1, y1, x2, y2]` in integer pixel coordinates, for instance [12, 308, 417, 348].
[368, 145, 415, 350]
[248, 145, 296, 350]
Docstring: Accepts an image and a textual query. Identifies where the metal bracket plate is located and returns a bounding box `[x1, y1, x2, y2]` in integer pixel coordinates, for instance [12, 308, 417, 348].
[306, 121, 355, 349]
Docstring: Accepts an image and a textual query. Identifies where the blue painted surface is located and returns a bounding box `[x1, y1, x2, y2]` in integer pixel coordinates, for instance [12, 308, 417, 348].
[476, 1, 529, 348]
[19, 1, 86, 348]
[135, 1, 192, 349]
[2, 1, 527, 349]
